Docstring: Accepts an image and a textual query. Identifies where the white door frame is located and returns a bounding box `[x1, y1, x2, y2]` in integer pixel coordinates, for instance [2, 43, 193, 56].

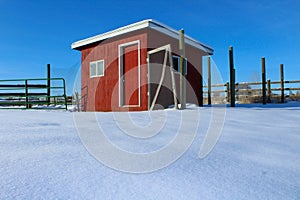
[118, 40, 141, 107]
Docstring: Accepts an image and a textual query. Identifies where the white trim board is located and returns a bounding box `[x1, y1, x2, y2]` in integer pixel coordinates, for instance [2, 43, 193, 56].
[71, 19, 213, 55]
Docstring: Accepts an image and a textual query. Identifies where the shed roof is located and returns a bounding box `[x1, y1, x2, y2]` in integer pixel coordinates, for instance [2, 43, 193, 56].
[71, 19, 213, 54]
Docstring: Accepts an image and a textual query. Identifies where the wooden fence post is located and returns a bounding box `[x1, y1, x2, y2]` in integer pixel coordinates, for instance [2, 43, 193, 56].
[261, 57, 266, 104]
[179, 29, 186, 109]
[25, 80, 29, 109]
[229, 46, 235, 107]
[207, 56, 211, 105]
[226, 82, 230, 103]
[267, 79, 271, 103]
[280, 64, 284, 103]
[47, 64, 51, 105]
[75, 91, 80, 112]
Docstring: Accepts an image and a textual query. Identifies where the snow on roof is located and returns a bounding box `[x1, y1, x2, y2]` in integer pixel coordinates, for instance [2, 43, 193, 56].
[71, 19, 213, 54]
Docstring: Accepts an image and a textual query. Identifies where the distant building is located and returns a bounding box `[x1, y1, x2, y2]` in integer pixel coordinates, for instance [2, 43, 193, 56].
[71, 19, 213, 111]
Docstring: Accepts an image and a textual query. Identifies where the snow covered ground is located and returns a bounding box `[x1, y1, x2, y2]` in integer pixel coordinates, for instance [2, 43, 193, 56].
[0, 103, 300, 199]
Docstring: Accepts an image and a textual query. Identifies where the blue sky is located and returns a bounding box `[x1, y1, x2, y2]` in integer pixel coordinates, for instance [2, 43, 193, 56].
[0, 0, 299, 94]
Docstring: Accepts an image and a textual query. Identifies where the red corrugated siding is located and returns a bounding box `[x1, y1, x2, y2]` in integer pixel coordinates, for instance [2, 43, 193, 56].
[81, 32, 148, 111]
[79, 28, 207, 111]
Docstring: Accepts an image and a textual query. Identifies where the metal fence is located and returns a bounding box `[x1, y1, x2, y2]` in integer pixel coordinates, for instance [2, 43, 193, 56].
[0, 78, 67, 110]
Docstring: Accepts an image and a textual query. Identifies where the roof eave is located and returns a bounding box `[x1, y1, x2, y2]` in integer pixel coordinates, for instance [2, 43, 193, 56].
[71, 19, 214, 54]
[148, 20, 214, 54]
[71, 19, 151, 50]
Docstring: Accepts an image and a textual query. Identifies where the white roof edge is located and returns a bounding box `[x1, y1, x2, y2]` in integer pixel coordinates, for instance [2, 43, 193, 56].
[148, 19, 213, 54]
[71, 19, 151, 49]
[71, 19, 213, 54]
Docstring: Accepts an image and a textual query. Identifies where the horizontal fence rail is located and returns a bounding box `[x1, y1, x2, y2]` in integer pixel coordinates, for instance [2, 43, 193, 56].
[203, 79, 300, 105]
[0, 78, 67, 110]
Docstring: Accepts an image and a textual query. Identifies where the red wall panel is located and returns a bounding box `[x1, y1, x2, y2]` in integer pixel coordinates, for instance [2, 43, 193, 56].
[81, 31, 148, 111]
[79, 28, 207, 111]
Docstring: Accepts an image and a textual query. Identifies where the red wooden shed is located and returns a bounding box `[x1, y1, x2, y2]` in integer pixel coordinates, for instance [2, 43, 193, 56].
[71, 19, 213, 111]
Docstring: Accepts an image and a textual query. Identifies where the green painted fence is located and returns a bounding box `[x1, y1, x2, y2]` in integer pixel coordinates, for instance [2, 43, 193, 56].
[0, 78, 67, 110]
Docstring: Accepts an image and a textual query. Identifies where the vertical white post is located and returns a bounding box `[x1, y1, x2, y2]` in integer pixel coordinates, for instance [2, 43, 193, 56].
[207, 56, 211, 105]
[168, 45, 178, 109]
[179, 29, 186, 109]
